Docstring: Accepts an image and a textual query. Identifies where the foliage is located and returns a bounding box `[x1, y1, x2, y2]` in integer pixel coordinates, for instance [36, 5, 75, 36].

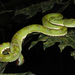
[0, 0, 75, 75]
[0, 71, 35, 75]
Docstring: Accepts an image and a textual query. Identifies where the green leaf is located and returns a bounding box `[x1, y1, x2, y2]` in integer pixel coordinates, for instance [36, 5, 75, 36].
[28, 34, 49, 50]
[15, 1, 55, 19]
[29, 29, 75, 52]
[71, 50, 75, 59]
[0, 62, 8, 73]
[58, 29, 75, 52]
[15, 0, 65, 19]
[0, 71, 35, 75]
[0, 0, 68, 19]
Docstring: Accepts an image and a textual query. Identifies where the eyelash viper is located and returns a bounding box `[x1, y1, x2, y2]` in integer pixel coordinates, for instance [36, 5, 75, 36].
[0, 13, 75, 66]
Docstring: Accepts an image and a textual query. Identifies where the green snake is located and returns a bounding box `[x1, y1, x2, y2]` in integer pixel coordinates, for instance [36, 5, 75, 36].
[0, 13, 75, 66]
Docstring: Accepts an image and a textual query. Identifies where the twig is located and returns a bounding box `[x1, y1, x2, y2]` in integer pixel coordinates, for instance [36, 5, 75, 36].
[56, 0, 72, 13]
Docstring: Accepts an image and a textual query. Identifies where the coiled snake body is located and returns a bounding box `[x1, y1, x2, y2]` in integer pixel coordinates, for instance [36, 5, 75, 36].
[0, 13, 75, 66]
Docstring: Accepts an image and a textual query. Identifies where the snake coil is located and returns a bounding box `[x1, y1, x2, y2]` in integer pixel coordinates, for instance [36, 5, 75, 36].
[0, 13, 75, 66]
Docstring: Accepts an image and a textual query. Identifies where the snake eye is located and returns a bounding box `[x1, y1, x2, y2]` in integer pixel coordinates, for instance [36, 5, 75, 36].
[2, 48, 10, 55]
